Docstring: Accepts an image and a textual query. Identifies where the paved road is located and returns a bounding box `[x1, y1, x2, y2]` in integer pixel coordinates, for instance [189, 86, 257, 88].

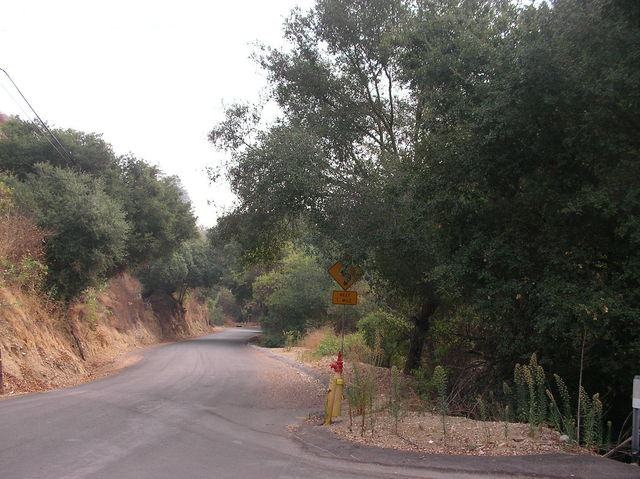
[0, 329, 637, 479]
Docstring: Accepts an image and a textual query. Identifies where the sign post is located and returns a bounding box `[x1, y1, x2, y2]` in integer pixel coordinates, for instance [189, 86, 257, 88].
[324, 261, 363, 425]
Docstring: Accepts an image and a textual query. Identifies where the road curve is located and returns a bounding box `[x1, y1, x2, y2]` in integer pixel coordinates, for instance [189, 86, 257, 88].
[0, 329, 440, 479]
[1, 329, 635, 479]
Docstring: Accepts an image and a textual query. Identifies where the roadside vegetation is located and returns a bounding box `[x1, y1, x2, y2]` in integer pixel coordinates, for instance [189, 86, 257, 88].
[1, 0, 637, 462]
[207, 0, 640, 459]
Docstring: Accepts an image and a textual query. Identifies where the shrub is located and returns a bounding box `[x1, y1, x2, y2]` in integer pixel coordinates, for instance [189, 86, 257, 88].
[259, 332, 284, 348]
[312, 331, 367, 358]
[357, 311, 411, 367]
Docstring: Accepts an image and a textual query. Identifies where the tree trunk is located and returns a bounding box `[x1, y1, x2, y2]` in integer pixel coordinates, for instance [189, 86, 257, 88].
[403, 300, 438, 374]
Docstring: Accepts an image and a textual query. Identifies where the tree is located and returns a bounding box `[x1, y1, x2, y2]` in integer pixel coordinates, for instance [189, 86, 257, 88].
[249, 249, 333, 344]
[210, 0, 640, 421]
[402, 0, 640, 409]
[0, 119, 119, 178]
[211, 0, 443, 372]
[0, 118, 198, 271]
[13, 164, 130, 300]
[137, 238, 222, 306]
[115, 156, 197, 266]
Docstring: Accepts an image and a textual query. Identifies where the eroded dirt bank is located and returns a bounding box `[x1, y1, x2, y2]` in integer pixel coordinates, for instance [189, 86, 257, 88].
[0, 274, 213, 395]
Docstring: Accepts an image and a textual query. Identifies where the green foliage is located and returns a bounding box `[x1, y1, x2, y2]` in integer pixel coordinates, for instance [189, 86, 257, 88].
[357, 311, 411, 368]
[312, 331, 367, 359]
[283, 330, 297, 351]
[407, 0, 640, 418]
[250, 249, 333, 343]
[345, 362, 377, 436]
[209, 0, 640, 432]
[513, 354, 547, 427]
[0, 119, 198, 300]
[14, 164, 130, 300]
[506, 353, 610, 449]
[137, 238, 221, 305]
[432, 365, 449, 440]
[210, 0, 442, 375]
[115, 157, 197, 266]
[476, 395, 490, 443]
[259, 333, 284, 348]
[207, 287, 241, 325]
[0, 120, 119, 178]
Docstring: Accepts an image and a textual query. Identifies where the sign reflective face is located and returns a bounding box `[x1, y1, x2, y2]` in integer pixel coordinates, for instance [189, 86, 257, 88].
[332, 290, 357, 305]
[328, 262, 364, 291]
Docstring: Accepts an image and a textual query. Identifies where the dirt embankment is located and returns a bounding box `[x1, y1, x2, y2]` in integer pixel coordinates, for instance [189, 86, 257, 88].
[0, 274, 213, 395]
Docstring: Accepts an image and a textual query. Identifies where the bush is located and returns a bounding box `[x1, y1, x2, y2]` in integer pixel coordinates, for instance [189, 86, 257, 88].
[259, 332, 284, 348]
[312, 331, 368, 359]
[251, 250, 332, 337]
[357, 311, 411, 367]
[14, 164, 130, 300]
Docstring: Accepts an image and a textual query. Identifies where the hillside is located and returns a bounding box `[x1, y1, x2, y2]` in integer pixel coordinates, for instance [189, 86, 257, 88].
[0, 273, 213, 395]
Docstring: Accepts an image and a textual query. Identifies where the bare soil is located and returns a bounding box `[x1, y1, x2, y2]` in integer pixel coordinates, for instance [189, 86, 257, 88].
[0, 274, 215, 397]
[267, 346, 592, 457]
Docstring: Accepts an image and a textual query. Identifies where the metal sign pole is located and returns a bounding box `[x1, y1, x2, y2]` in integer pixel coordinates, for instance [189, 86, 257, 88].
[633, 376, 639, 459]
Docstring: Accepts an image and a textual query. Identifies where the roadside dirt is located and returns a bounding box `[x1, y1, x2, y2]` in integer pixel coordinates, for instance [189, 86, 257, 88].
[266, 346, 592, 457]
[0, 274, 215, 397]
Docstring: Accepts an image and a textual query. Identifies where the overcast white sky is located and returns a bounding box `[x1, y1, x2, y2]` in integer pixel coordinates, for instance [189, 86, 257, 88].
[0, 0, 314, 228]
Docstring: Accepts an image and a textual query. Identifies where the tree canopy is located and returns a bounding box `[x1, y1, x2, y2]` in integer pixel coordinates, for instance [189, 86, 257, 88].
[210, 0, 640, 418]
[0, 118, 198, 300]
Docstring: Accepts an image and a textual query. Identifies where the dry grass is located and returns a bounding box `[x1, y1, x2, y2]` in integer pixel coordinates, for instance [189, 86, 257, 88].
[0, 213, 48, 290]
[297, 327, 332, 350]
[0, 213, 46, 263]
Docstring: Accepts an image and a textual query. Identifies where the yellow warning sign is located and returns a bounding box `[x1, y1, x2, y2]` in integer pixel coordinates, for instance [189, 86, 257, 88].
[332, 290, 358, 305]
[328, 262, 364, 291]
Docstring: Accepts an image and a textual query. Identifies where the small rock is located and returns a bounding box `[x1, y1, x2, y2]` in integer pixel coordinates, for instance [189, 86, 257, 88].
[559, 435, 571, 443]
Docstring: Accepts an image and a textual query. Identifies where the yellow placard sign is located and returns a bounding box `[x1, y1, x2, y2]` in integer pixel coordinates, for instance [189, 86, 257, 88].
[332, 290, 357, 306]
[328, 262, 364, 290]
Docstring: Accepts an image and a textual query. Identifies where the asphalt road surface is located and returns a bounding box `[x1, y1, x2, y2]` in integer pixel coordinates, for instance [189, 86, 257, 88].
[0, 329, 637, 479]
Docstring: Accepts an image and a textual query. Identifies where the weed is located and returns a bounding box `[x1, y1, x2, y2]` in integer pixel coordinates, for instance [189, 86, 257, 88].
[345, 362, 376, 436]
[389, 366, 404, 435]
[476, 395, 491, 443]
[432, 365, 448, 441]
[283, 330, 297, 351]
[503, 405, 510, 441]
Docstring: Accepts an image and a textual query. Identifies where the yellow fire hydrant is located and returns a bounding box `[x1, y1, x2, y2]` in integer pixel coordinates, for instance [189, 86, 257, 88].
[324, 351, 344, 424]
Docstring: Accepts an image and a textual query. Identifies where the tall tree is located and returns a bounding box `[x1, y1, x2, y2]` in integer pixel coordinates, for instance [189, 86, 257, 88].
[115, 156, 197, 266]
[211, 0, 445, 372]
[12, 164, 130, 300]
[0, 119, 198, 271]
[403, 0, 640, 406]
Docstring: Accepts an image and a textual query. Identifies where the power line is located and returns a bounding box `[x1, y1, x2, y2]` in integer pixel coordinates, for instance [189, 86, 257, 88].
[0, 80, 35, 122]
[0, 67, 77, 168]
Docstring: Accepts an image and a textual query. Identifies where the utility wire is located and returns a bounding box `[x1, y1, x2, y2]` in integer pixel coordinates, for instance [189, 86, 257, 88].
[0, 81, 36, 122]
[0, 67, 77, 168]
